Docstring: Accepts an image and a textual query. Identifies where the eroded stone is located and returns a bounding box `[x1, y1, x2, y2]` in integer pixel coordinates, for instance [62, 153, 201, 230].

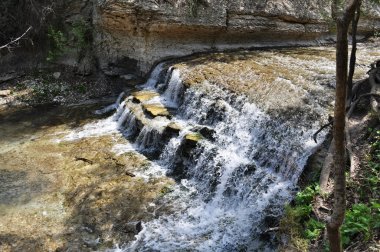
[132, 90, 159, 103]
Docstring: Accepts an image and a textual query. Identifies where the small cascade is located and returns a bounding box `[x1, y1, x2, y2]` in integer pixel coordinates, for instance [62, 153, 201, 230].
[161, 69, 184, 107]
[95, 92, 125, 115]
[94, 56, 332, 251]
[122, 112, 138, 137]
[135, 126, 163, 153]
[142, 63, 165, 89]
[116, 106, 131, 128]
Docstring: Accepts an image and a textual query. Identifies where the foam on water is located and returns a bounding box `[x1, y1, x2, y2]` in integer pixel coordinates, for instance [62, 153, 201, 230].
[62, 117, 119, 141]
[161, 69, 184, 108]
[106, 59, 330, 251]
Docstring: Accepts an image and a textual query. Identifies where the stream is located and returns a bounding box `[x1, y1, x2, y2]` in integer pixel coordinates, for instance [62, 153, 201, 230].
[1, 43, 379, 251]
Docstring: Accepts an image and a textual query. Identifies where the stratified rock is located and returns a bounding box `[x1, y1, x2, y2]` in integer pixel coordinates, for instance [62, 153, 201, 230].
[142, 103, 170, 118]
[132, 90, 159, 103]
[93, 0, 380, 74]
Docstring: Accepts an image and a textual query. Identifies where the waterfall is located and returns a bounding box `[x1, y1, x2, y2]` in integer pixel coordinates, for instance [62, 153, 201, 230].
[95, 92, 125, 115]
[102, 59, 329, 251]
[135, 126, 162, 153]
[142, 63, 165, 89]
[161, 69, 184, 108]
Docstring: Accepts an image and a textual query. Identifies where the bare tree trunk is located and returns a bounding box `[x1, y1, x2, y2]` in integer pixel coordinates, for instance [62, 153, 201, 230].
[328, 1, 360, 251]
[328, 18, 349, 252]
[347, 3, 361, 105]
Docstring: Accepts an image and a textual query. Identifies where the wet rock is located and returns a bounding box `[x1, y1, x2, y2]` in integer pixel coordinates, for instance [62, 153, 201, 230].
[121, 221, 143, 234]
[184, 132, 203, 147]
[142, 103, 170, 118]
[121, 74, 137, 81]
[196, 126, 215, 141]
[243, 164, 256, 175]
[162, 122, 182, 142]
[132, 90, 159, 103]
[167, 122, 182, 134]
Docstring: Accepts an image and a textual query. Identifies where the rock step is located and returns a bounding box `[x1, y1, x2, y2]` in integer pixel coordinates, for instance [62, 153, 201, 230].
[132, 90, 159, 103]
[131, 90, 171, 118]
[124, 98, 170, 133]
[142, 103, 170, 118]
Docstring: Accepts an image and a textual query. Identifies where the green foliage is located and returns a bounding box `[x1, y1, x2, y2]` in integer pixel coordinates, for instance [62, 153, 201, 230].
[304, 218, 325, 240]
[361, 130, 380, 198]
[280, 184, 324, 251]
[47, 26, 67, 61]
[47, 20, 90, 62]
[295, 184, 320, 206]
[341, 202, 380, 248]
[71, 20, 90, 50]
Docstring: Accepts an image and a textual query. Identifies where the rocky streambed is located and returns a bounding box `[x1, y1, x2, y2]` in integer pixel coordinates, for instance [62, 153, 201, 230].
[0, 103, 174, 251]
[1, 42, 380, 251]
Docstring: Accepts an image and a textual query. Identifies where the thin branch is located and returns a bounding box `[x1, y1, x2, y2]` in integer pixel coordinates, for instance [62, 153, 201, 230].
[313, 117, 333, 143]
[0, 26, 32, 51]
[347, 1, 361, 106]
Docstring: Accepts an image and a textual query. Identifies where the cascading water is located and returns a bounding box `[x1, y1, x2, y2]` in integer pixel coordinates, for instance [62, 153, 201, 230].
[100, 55, 332, 251]
[162, 69, 184, 108]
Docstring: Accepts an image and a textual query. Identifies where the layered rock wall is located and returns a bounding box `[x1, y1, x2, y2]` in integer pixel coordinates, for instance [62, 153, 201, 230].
[92, 0, 380, 75]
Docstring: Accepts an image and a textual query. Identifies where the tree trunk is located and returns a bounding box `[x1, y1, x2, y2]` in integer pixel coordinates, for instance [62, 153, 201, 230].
[328, 1, 360, 251]
[346, 3, 361, 105]
[328, 18, 349, 252]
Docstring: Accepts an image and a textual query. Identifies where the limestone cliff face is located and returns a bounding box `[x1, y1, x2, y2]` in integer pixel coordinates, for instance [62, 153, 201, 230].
[90, 0, 379, 75]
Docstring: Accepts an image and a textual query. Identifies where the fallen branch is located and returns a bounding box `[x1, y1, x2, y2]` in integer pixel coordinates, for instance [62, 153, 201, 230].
[345, 118, 359, 178]
[313, 116, 333, 143]
[319, 140, 334, 193]
[0, 26, 32, 51]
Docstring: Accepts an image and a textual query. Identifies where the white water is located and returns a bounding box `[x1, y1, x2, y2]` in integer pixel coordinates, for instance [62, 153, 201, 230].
[88, 56, 330, 251]
[62, 49, 340, 250]
[161, 69, 184, 108]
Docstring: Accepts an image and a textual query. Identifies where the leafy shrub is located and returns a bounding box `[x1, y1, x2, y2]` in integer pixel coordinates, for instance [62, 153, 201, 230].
[341, 202, 380, 248]
[47, 26, 67, 61]
[304, 218, 325, 240]
[295, 184, 320, 206]
[71, 20, 90, 50]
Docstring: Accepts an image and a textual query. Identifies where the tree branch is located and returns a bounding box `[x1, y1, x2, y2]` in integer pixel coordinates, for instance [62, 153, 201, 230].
[0, 26, 32, 51]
